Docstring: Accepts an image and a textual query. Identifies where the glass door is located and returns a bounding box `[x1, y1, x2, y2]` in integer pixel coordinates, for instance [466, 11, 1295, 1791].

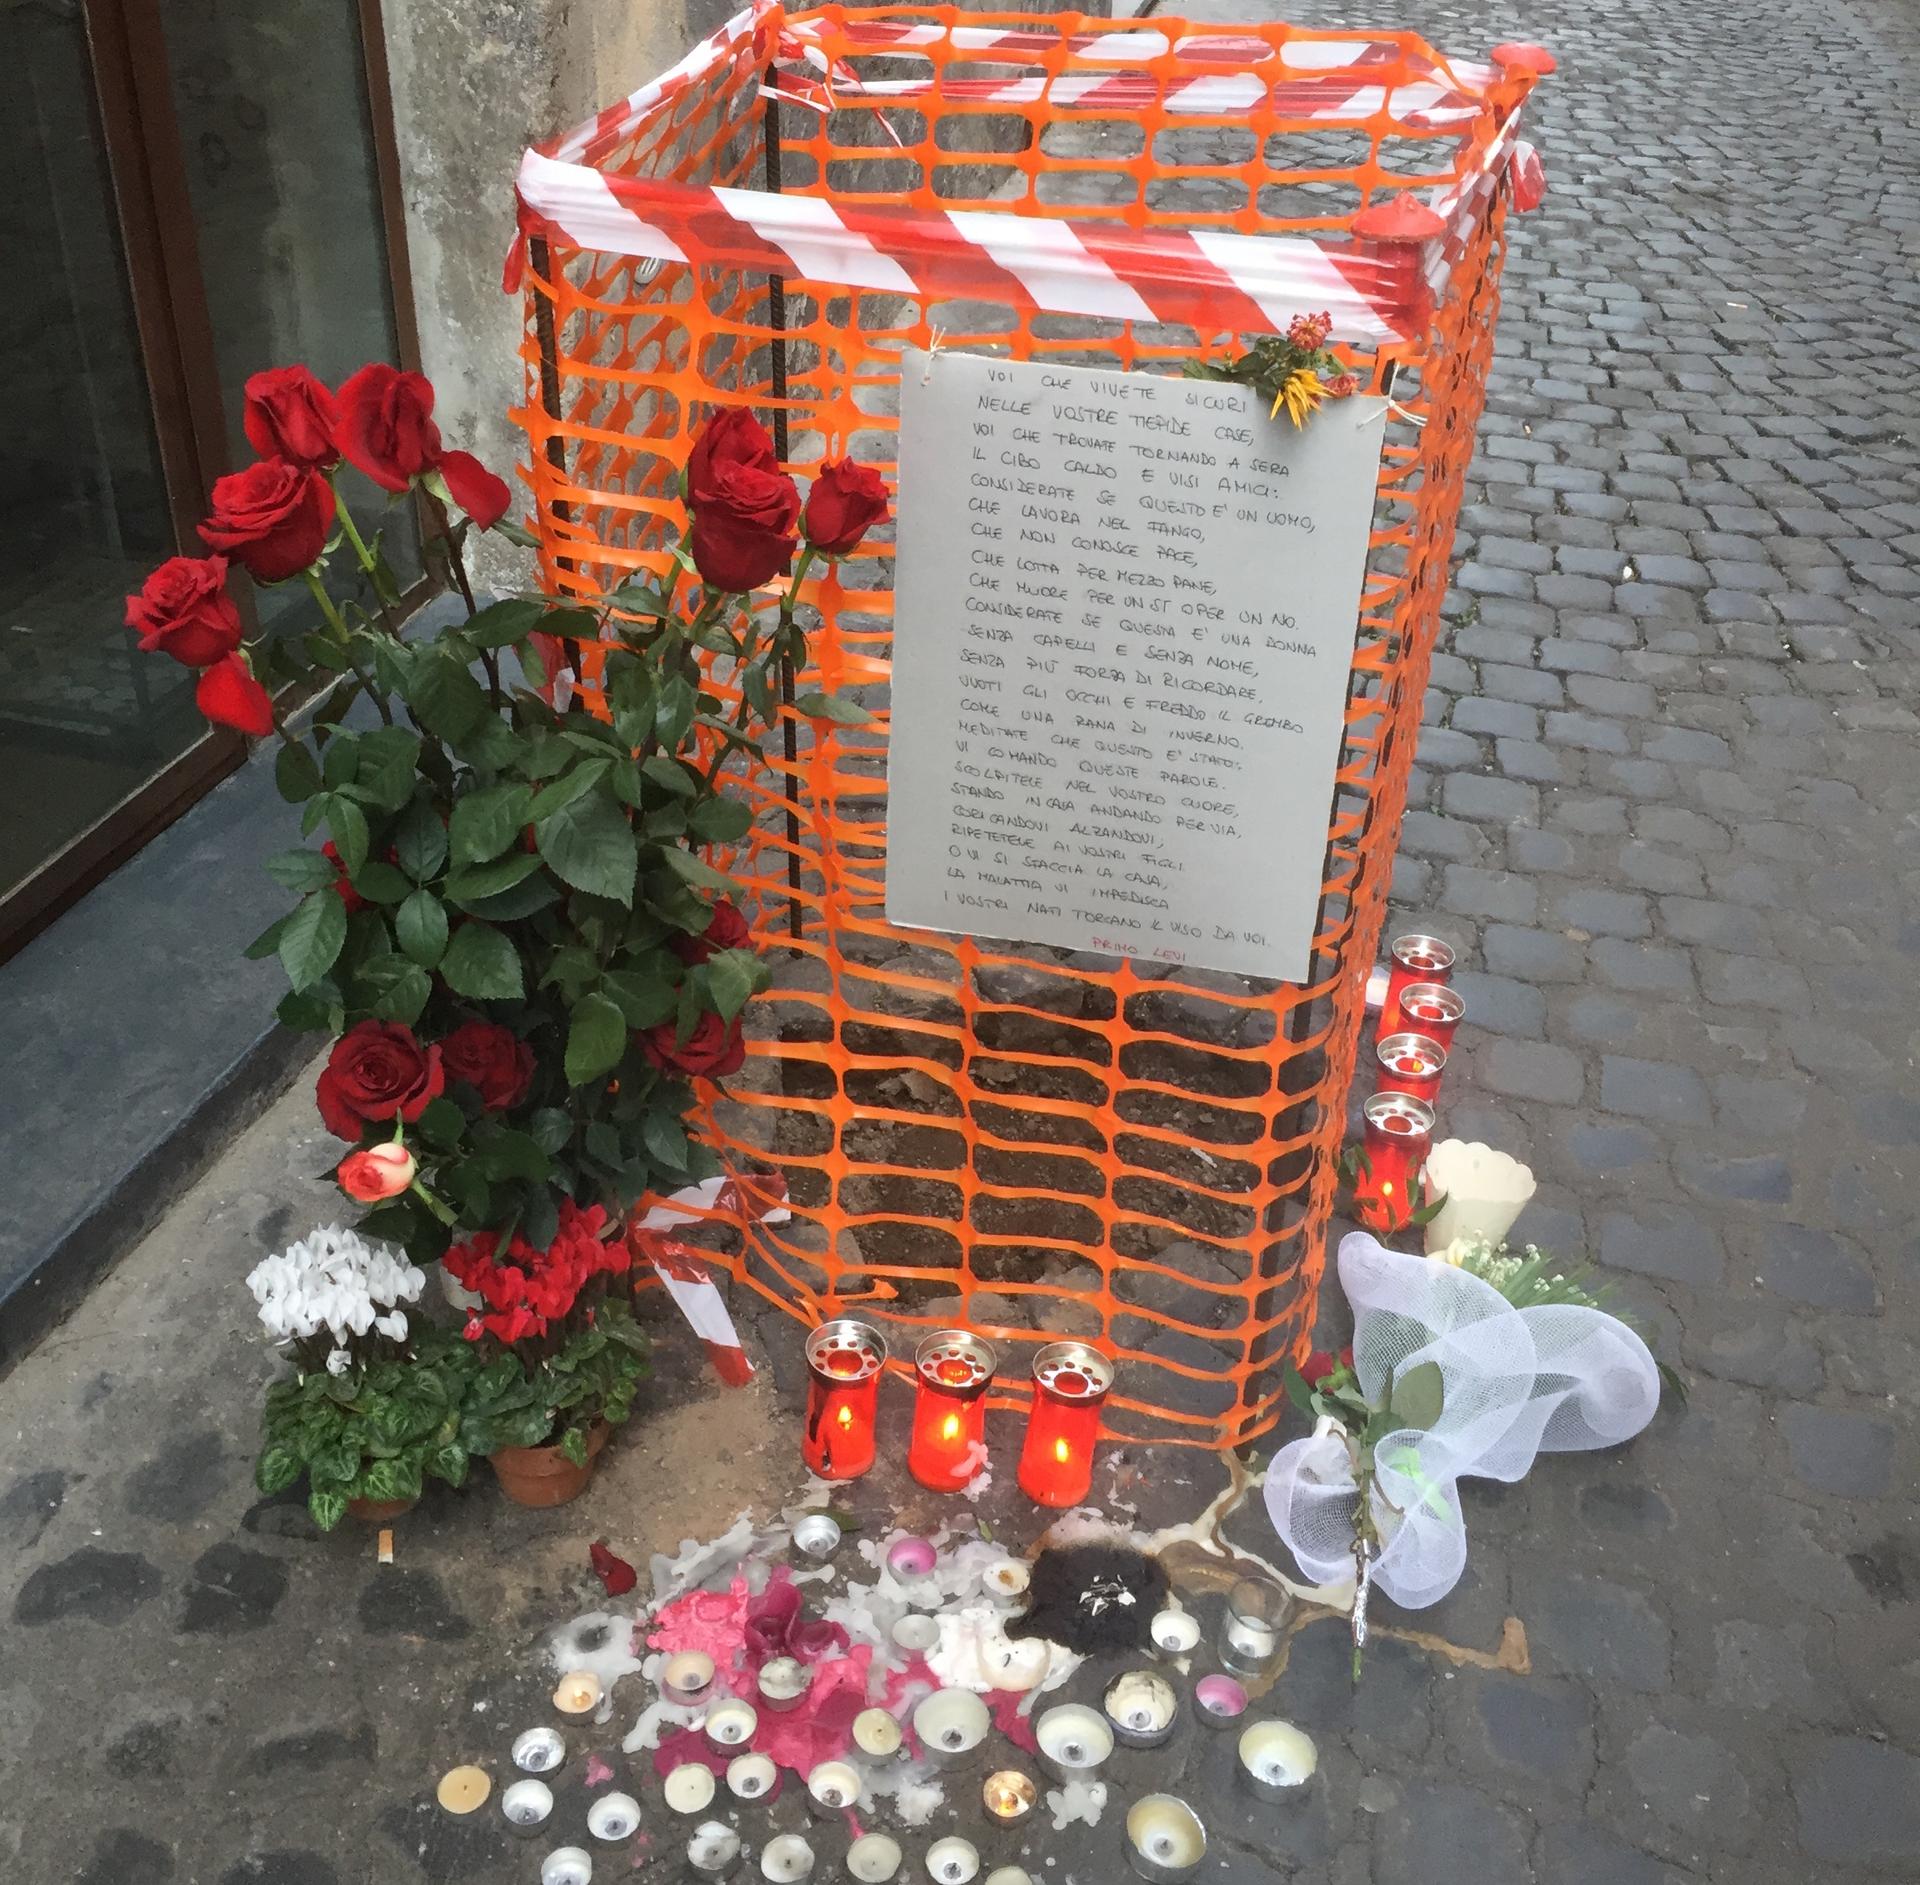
[0, 0, 417, 958]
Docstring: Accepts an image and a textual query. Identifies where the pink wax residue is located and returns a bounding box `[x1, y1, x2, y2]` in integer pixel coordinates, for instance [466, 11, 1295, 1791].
[649, 1577, 752, 1667]
[986, 1687, 1041, 1755]
[584, 1753, 616, 1788]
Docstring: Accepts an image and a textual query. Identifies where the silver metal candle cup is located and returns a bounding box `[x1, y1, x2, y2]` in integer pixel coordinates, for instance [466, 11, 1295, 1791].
[587, 1791, 642, 1843]
[1032, 1703, 1114, 1784]
[805, 1760, 862, 1818]
[1191, 1674, 1248, 1732]
[687, 1821, 745, 1881]
[1103, 1670, 1178, 1750]
[501, 1778, 554, 1839]
[1123, 1796, 1208, 1883]
[1235, 1719, 1319, 1802]
[543, 1850, 594, 1885]
[758, 1656, 812, 1713]
[792, 1513, 844, 1561]
[512, 1725, 567, 1773]
[911, 1687, 990, 1771]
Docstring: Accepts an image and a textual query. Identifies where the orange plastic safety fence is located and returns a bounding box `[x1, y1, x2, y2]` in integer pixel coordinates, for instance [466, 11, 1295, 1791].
[512, 6, 1526, 1447]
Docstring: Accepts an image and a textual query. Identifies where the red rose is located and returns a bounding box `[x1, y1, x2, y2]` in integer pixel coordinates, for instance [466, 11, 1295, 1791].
[195, 653, 275, 736]
[440, 1019, 535, 1112]
[320, 840, 366, 914]
[198, 458, 334, 583]
[242, 365, 340, 469]
[337, 1142, 417, 1202]
[638, 1011, 746, 1078]
[687, 407, 779, 507]
[804, 458, 891, 557]
[438, 449, 511, 529]
[1300, 1350, 1337, 1387]
[672, 897, 753, 965]
[125, 556, 244, 668]
[690, 506, 797, 593]
[315, 1021, 445, 1140]
[337, 363, 440, 492]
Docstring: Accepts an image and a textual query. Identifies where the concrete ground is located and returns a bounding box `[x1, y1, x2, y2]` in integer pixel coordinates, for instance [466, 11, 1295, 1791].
[6, 0, 1920, 1879]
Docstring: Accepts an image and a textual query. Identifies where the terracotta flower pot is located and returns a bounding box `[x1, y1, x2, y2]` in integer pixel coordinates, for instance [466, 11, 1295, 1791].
[490, 1421, 610, 1508]
[347, 1494, 418, 1523]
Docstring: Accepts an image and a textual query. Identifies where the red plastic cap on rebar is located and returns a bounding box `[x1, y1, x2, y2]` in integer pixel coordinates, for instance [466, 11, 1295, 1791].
[1351, 195, 1449, 243]
[1490, 41, 1556, 74]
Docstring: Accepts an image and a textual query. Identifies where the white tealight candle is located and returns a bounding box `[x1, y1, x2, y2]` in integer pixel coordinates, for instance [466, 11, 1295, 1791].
[587, 1791, 641, 1842]
[761, 1833, 817, 1882]
[1103, 1670, 1177, 1749]
[664, 1762, 718, 1814]
[704, 1697, 759, 1750]
[1148, 1609, 1200, 1657]
[663, 1651, 717, 1706]
[845, 1833, 904, 1882]
[727, 1752, 778, 1801]
[542, 1849, 593, 1885]
[806, 1759, 862, 1815]
[1033, 1703, 1114, 1783]
[758, 1656, 812, 1712]
[911, 1688, 990, 1767]
[501, 1778, 553, 1838]
[983, 1872, 1033, 1885]
[553, 1669, 603, 1716]
[1236, 1718, 1319, 1800]
[688, 1821, 743, 1879]
[892, 1614, 940, 1656]
[852, 1706, 903, 1760]
[1124, 1795, 1207, 1882]
[982, 1558, 1030, 1599]
[925, 1837, 980, 1885]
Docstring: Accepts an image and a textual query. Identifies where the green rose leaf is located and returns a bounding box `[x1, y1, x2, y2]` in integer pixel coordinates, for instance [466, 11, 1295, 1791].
[321, 731, 360, 789]
[275, 739, 324, 804]
[795, 689, 872, 726]
[601, 969, 677, 1029]
[565, 990, 629, 1087]
[352, 726, 423, 810]
[463, 597, 548, 649]
[326, 797, 371, 877]
[530, 758, 613, 824]
[642, 1109, 689, 1171]
[705, 947, 758, 1024]
[689, 796, 754, 843]
[655, 673, 696, 746]
[278, 887, 348, 992]
[440, 922, 524, 1001]
[528, 1108, 573, 1155]
[449, 782, 533, 867]
[1389, 1359, 1445, 1431]
[538, 793, 638, 906]
[255, 1444, 302, 1495]
[394, 797, 448, 884]
[353, 861, 411, 905]
[641, 754, 698, 799]
[264, 848, 338, 893]
[409, 649, 488, 741]
[659, 846, 731, 894]
[308, 1486, 350, 1533]
[244, 912, 291, 961]
[395, 889, 449, 968]
[415, 1095, 467, 1149]
[357, 955, 432, 1026]
[459, 875, 562, 922]
[444, 852, 544, 906]
[475, 1128, 551, 1183]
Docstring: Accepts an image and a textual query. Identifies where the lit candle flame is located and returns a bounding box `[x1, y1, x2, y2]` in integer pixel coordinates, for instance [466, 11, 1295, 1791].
[837, 1404, 854, 1428]
[941, 1413, 961, 1442]
[1054, 1437, 1071, 1464]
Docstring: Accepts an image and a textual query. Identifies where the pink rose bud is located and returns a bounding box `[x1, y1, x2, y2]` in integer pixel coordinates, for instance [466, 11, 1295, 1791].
[336, 1141, 417, 1203]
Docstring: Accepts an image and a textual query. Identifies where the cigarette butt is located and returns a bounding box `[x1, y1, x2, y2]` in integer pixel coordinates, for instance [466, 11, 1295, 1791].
[378, 1528, 395, 1565]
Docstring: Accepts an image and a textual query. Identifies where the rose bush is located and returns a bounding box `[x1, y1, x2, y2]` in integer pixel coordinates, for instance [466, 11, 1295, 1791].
[126, 373, 890, 1477]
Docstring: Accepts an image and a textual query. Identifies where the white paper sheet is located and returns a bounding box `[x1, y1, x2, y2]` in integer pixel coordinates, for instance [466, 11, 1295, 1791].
[885, 349, 1385, 982]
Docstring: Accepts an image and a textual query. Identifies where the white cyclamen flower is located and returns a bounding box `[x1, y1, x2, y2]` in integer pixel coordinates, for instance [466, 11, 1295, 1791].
[246, 1225, 426, 1346]
[325, 1346, 353, 1377]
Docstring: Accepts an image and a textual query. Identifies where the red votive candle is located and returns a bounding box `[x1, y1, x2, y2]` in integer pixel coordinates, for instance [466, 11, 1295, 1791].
[802, 1319, 887, 1481]
[1381, 933, 1455, 1037]
[908, 1330, 997, 1493]
[1397, 981, 1463, 1053]
[1017, 1341, 1114, 1509]
[1353, 1091, 1435, 1235]
[1375, 1030, 1446, 1107]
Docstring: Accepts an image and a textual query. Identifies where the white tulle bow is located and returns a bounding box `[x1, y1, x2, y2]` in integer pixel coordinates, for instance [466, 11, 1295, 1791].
[1265, 1233, 1660, 1609]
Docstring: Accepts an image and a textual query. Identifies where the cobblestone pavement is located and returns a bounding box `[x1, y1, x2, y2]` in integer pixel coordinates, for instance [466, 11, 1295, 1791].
[5, 1, 1919, 1882]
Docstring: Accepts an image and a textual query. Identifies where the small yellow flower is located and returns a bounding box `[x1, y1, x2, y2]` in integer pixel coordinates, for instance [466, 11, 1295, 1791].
[1270, 367, 1327, 428]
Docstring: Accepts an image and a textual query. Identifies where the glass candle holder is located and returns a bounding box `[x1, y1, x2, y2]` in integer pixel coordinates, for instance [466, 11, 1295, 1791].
[1397, 981, 1463, 1053]
[1381, 933, 1455, 1037]
[1352, 1091, 1434, 1235]
[1016, 1341, 1113, 1508]
[803, 1319, 888, 1480]
[1218, 1576, 1289, 1677]
[1375, 1031, 1446, 1107]
[908, 1330, 996, 1492]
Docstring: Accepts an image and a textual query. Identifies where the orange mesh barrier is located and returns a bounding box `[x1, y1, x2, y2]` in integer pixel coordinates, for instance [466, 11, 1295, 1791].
[512, 6, 1536, 1447]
